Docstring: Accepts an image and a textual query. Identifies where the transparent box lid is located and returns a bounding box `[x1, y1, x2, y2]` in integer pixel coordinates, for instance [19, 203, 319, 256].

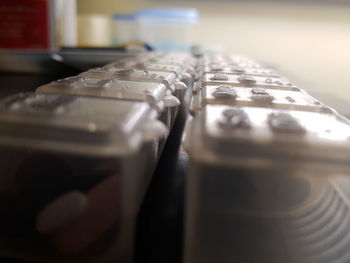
[201, 65, 278, 77]
[186, 104, 350, 173]
[201, 73, 297, 91]
[191, 85, 330, 114]
[0, 93, 164, 156]
[104, 61, 191, 80]
[36, 76, 175, 110]
[79, 68, 185, 92]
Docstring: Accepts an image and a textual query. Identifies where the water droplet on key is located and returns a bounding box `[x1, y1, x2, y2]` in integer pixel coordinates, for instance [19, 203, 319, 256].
[102, 80, 114, 89]
[222, 108, 239, 119]
[213, 86, 237, 99]
[219, 108, 250, 129]
[143, 70, 149, 76]
[251, 89, 274, 103]
[285, 96, 296, 103]
[252, 88, 267, 95]
[275, 80, 283, 85]
[238, 74, 256, 84]
[210, 74, 229, 81]
[151, 73, 157, 79]
[115, 69, 134, 76]
[268, 112, 305, 134]
[265, 78, 272, 84]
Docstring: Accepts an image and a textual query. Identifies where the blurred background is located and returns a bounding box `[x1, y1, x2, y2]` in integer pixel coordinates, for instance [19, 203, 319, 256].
[1, 0, 350, 113]
[77, 0, 350, 112]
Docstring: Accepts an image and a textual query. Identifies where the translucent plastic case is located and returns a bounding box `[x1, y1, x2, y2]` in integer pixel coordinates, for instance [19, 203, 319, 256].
[190, 85, 329, 115]
[131, 53, 196, 75]
[201, 73, 296, 91]
[0, 93, 167, 263]
[185, 104, 350, 263]
[196, 54, 271, 80]
[80, 67, 191, 127]
[200, 65, 278, 77]
[79, 68, 188, 104]
[104, 61, 194, 86]
[80, 68, 183, 91]
[36, 76, 180, 129]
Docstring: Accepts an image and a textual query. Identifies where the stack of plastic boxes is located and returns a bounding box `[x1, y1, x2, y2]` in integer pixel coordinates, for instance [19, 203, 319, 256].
[2, 50, 349, 263]
[185, 53, 350, 263]
[0, 52, 195, 262]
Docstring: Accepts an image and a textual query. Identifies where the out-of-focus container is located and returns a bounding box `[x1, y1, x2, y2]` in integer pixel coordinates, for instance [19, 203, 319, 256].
[105, 52, 197, 88]
[77, 14, 112, 47]
[36, 74, 180, 131]
[102, 52, 196, 132]
[185, 104, 350, 263]
[189, 84, 330, 115]
[0, 92, 166, 262]
[187, 52, 350, 263]
[113, 14, 139, 45]
[136, 8, 199, 52]
[200, 65, 278, 77]
[195, 54, 265, 81]
[106, 61, 193, 88]
[201, 73, 297, 92]
[96, 67, 188, 104]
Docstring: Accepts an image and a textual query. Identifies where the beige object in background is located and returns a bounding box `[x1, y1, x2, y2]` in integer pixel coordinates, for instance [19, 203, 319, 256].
[55, 0, 77, 47]
[77, 14, 112, 47]
[113, 14, 139, 45]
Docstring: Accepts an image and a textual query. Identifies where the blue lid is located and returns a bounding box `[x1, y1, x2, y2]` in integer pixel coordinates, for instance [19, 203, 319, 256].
[113, 13, 136, 21]
[137, 8, 199, 22]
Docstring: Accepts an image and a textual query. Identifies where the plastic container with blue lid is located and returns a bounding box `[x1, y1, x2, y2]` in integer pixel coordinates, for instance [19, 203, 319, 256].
[136, 8, 199, 51]
[113, 13, 138, 45]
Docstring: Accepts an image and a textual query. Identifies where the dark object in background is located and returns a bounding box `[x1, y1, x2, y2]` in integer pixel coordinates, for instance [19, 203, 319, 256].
[0, 0, 52, 50]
